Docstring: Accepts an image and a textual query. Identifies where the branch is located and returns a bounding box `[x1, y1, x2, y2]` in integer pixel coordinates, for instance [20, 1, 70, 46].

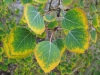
[50, 31, 54, 42]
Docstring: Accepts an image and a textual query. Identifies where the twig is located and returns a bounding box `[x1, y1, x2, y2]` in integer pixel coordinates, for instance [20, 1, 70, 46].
[50, 31, 54, 42]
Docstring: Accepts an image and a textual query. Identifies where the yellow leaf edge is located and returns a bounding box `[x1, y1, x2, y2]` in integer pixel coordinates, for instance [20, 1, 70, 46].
[68, 30, 89, 54]
[75, 8, 89, 30]
[34, 44, 60, 73]
[3, 37, 28, 59]
[35, 0, 47, 4]
[24, 3, 45, 35]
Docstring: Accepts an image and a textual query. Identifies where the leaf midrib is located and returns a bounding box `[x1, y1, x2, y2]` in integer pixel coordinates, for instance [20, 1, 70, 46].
[17, 32, 31, 48]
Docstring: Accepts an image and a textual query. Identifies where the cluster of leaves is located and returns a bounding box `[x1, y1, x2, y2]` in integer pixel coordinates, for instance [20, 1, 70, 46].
[0, 0, 100, 75]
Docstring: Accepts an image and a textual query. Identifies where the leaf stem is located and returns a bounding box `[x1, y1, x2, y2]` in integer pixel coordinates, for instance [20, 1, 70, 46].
[50, 31, 54, 42]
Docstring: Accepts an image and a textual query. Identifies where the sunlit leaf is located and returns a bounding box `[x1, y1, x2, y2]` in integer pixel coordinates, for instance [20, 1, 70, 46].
[35, 0, 47, 3]
[4, 59, 9, 65]
[90, 3, 97, 13]
[53, 38, 66, 56]
[37, 32, 46, 39]
[65, 28, 89, 53]
[92, 14, 99, 28]
[90, 30, 97, 43]
[0, 30, 4, 37]
[3, 0, 13, 5]
[38, 4, 45, 14]
[43, 13, 56, 22]
[7, 27, 36, 56]
[1, 65, 8, 71]
[34, 41, 60, 73]
[79, 0, 84, 8]
[0, 22, 4, 30]
[24, 55, 32, 62]
[62, 0, 73, 6]
[0, 48, 4, 55]
[3, 34, 31, 59]
[48, 21, 58, 29]
[96, 27, 100, 33]
[3, 40, 18, 58]
[62, 8, 88, 34]
[21, 0, 32, 4]
[30, 72, 34, 75]
[0, 56, 2, 62]
[24, 4, 45, 35]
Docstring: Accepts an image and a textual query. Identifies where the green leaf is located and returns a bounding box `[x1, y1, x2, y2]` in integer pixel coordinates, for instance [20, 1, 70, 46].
[0, 48, 4, 55]
[34, 41, 60, 73]
[96, 27, 100, 33]
[30, 72, 34, 75]
[38, 4, 45, 14]
[92, 14, 99, 28]
[0, 56, 2, 62]
[62, 0, 73, 6]
[3, 32, 33, 59]
[43, 13, 56, 22]
[79, 0, 84, 8]
[53, 38, 66, 56]
[48, 21, 58, 29]
[65, 28, 89, 53]
[3, 0, 13, 5]
[4, 59, 9, 65]
[35, 0, 47, 3]
[24, 4, 45, 35]
[24, 55, 32, 62]
[50, 72, 56, 75]
[90, 4, 97, 13]
[37, 32, 46, 39]
[1, 65, 8, 71]
[21, 0, 32, 4]
[90, 30, 97, 43]
[0, 30, 4, 37]
[61, 69, 67, 75]
[8, 59, 16, 63]
[0, 22, 4, 30]
[7, 27, 36, 56]
[62, 8, 88, 34]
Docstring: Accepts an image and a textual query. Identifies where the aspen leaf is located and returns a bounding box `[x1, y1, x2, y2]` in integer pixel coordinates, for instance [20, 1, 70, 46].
[7, 27, 36, 56]
[3, 37, 27, 59]
[0, 48, 4, 55]
[0, 30, 4, 37]
[35, 0, 47, 3]
[25, 55, 32, 62]
[0, 56, 2, 62]
[97, 27, 100, 33]
[79, 0, 84, 8]
[21, 0, 32, 4]
[48, 21, 58, 29]
[3, 0, 13, 5]
[43, 13, 56, 22]
[62, 8, 88, 33]
[90, 4, 97, 13]
[90, 30, 97, 43]
[24, 4, 45, 35]
[92, 14, 99, 28]
[65, 28, 89, 53]
[0, 22, 4, 30]
[34, 41, 60, 73]
[62, 0, 73, 6]
[53, 38, 66, 56]
[37, 32, 46, 39]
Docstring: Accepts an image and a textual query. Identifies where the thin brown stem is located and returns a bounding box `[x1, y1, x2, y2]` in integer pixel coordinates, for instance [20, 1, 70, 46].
[50, 31, 54, 42]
